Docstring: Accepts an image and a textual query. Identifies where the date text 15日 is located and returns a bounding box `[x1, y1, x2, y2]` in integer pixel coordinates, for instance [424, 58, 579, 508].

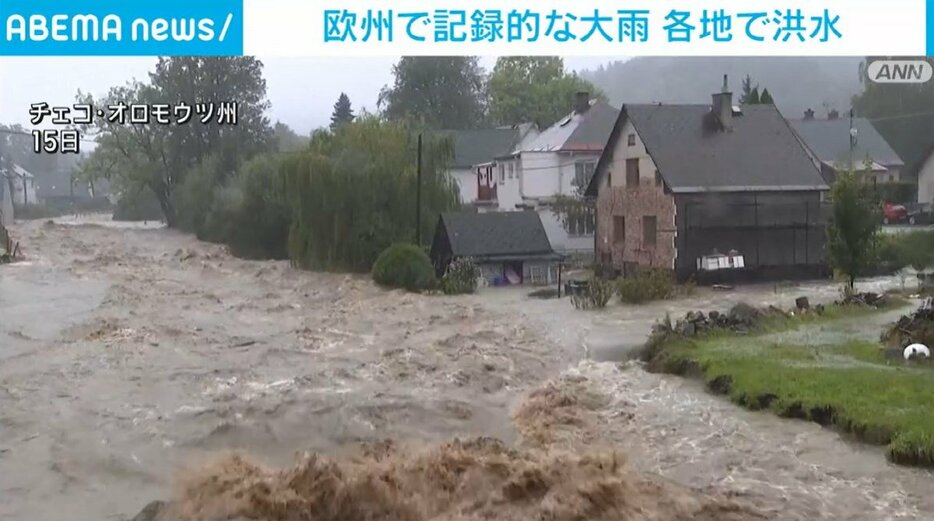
[4, 13, 235, 43]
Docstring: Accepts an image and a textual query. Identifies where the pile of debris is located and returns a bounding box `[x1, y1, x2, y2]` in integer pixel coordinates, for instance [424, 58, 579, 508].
[837, 291, 888, 308]
[667, 302, 775, 338]
[882, 298, 934, 349]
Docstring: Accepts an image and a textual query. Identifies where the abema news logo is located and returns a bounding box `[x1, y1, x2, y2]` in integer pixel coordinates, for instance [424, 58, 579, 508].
[0, 0, 243, 56]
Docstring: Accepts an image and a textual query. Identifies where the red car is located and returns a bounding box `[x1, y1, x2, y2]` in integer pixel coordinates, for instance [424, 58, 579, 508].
[883, 202, 930, 225]
[883, 202, 908, 225]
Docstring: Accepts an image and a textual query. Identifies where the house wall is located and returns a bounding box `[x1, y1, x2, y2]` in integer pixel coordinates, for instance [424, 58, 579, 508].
[595, 119, 677, 271]
[918, 153, 934, 205]
[496, 157, 523, 210]
[478, 260, 559, 286]
[0, 178, 13, 227]
[11, 177, 37, 206]
[450, 168, 477, 204]
[674, 191, 828, 277]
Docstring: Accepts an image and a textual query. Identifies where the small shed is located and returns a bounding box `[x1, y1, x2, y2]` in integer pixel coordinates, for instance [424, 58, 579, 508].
[430, 211, 564, 286]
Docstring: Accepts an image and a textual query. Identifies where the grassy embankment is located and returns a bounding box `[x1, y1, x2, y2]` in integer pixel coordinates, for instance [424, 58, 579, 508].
[644, 299, 934, 467]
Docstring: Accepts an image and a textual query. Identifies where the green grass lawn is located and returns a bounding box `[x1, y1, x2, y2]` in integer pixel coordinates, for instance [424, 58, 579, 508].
[648, 319, 934, 467]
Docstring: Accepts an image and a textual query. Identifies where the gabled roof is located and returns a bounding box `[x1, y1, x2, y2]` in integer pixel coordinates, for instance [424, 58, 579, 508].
[447, 128, 522, 169]
[438, 211, 556, 259]
[588, 103, 828, 195]
[1, 164, 33, 180]
[523, 100, 620, 153]
[789, 117, 904, 168]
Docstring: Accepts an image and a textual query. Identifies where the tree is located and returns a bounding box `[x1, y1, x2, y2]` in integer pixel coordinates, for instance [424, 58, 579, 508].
[274, 122, 307, 152]
[760, 88, 775, 104]
[488, 57, 603, 128]
[286, 116, 461, 272]
[739, 74, 756, 104]
[827, 168, 882, 289]
[330, 93, 355, 132]
[853, 57, 934, 172]
[78, 57, 273, 227]
[746, 87, 761, 104]
[378, 57, 486, 129]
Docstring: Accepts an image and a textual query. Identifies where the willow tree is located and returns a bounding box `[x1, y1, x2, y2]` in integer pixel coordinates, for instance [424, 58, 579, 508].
[285, 116, 460, 272]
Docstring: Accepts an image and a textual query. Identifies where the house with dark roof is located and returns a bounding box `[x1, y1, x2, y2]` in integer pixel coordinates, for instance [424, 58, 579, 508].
[446, 124, 539, 205]
[587, 76, 830, 281]
[430, 211, 563, 286]
[486, 92, 619, 260]
[790, 111, 904, 185]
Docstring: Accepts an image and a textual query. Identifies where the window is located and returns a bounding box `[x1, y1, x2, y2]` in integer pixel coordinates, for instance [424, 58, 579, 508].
[498, 163, 505, 184]
[643, 216, 657, 247]
[565, 207, 595, 237]
[655, 170, 663, 187]
[508, 163, 515, 179]
[607, 171, 612, 187]
[627, 133, 636, 146]
[574, 162, 596, 189]
[613, 216, 625, 244]
[626, 159, 640, 187]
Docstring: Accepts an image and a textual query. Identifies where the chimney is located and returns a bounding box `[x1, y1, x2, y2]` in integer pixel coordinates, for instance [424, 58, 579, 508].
[804, 109, 815, 120]
[711, 74, 733, 131]
[828, 109, 840, 120]
[574, 91, 591, 114]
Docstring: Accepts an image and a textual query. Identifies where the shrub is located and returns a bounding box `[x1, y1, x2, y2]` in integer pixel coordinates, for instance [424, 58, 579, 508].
[570, 276, 614, 310]
[617, 268, 675, 304]
[441, 257, 481, 295]
[113, 188, 164, 222]
[372, 243, 436, 292]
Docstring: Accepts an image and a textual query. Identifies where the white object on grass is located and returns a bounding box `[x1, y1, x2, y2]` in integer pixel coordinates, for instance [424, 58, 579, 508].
[903, 343, 931, 360]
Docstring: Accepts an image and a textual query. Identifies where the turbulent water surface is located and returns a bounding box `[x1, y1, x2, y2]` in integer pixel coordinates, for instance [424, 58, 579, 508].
[0, 216, 931, 521]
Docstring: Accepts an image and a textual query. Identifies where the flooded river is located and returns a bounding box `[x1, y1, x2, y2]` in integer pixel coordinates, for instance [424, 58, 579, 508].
[0, 218, 931, 520]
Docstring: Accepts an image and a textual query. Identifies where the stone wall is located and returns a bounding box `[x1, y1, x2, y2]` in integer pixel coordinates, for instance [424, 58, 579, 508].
[595, 184, 677, 271]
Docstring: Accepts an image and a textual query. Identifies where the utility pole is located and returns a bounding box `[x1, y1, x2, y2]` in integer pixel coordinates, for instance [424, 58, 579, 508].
[848, 109, 857, 172]
[415, 133, 423, 245]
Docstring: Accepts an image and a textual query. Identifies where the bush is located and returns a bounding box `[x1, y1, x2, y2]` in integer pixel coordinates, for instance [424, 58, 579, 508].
[113, 188, 164, 222]
[617, 268, 675, 304]
[570, 276, 614, 310]
[372, 243, 437, 292]
[879, 231, 934, 273]
[441, 257, 481, 295]
[12, 204, 64, 220]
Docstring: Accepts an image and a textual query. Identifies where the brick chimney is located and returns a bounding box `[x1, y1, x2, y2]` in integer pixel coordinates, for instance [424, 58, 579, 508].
[804, 108, 815, 120]
[828, 109, 840, 120]
[711, 74, 733, 131]
[574, 91, 591, 114]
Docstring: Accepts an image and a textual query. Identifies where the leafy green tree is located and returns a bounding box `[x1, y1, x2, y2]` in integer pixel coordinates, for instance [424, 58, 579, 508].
[827, 169, 882, 289]
[739, 74, 757, 104]
[853, 56, 934, 171]
[760, 88, 775, 104]
[330, 93, 355, 132]
[273, 122, 307, 152]
[77, 57, 273, 228]
[488, 57, 602, 128]
[285, 116, 460, 272]
[378, 57, 486, 129]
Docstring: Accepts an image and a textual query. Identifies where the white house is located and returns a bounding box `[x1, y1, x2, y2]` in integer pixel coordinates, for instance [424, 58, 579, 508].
[1, 164, 37, 206]
[447, 124, 538, 205]
[915, 144, 934, 205]
[480, 93, 620, 260]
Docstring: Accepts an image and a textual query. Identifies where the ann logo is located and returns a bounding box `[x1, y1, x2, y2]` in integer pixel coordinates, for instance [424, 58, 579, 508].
[867, 60, 933, 84]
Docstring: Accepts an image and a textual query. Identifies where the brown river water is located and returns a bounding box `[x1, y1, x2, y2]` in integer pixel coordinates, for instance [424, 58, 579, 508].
[0, 217, 931, 521]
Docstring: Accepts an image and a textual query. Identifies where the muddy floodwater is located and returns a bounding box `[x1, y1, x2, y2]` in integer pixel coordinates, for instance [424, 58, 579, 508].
[1, 217, 932, 521]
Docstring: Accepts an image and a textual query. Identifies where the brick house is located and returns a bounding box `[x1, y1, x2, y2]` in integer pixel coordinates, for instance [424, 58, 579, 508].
[586, 77, 830, 281]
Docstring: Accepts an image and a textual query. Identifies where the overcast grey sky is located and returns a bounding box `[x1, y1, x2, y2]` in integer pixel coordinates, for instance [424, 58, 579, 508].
[0, 56, 623, 135]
